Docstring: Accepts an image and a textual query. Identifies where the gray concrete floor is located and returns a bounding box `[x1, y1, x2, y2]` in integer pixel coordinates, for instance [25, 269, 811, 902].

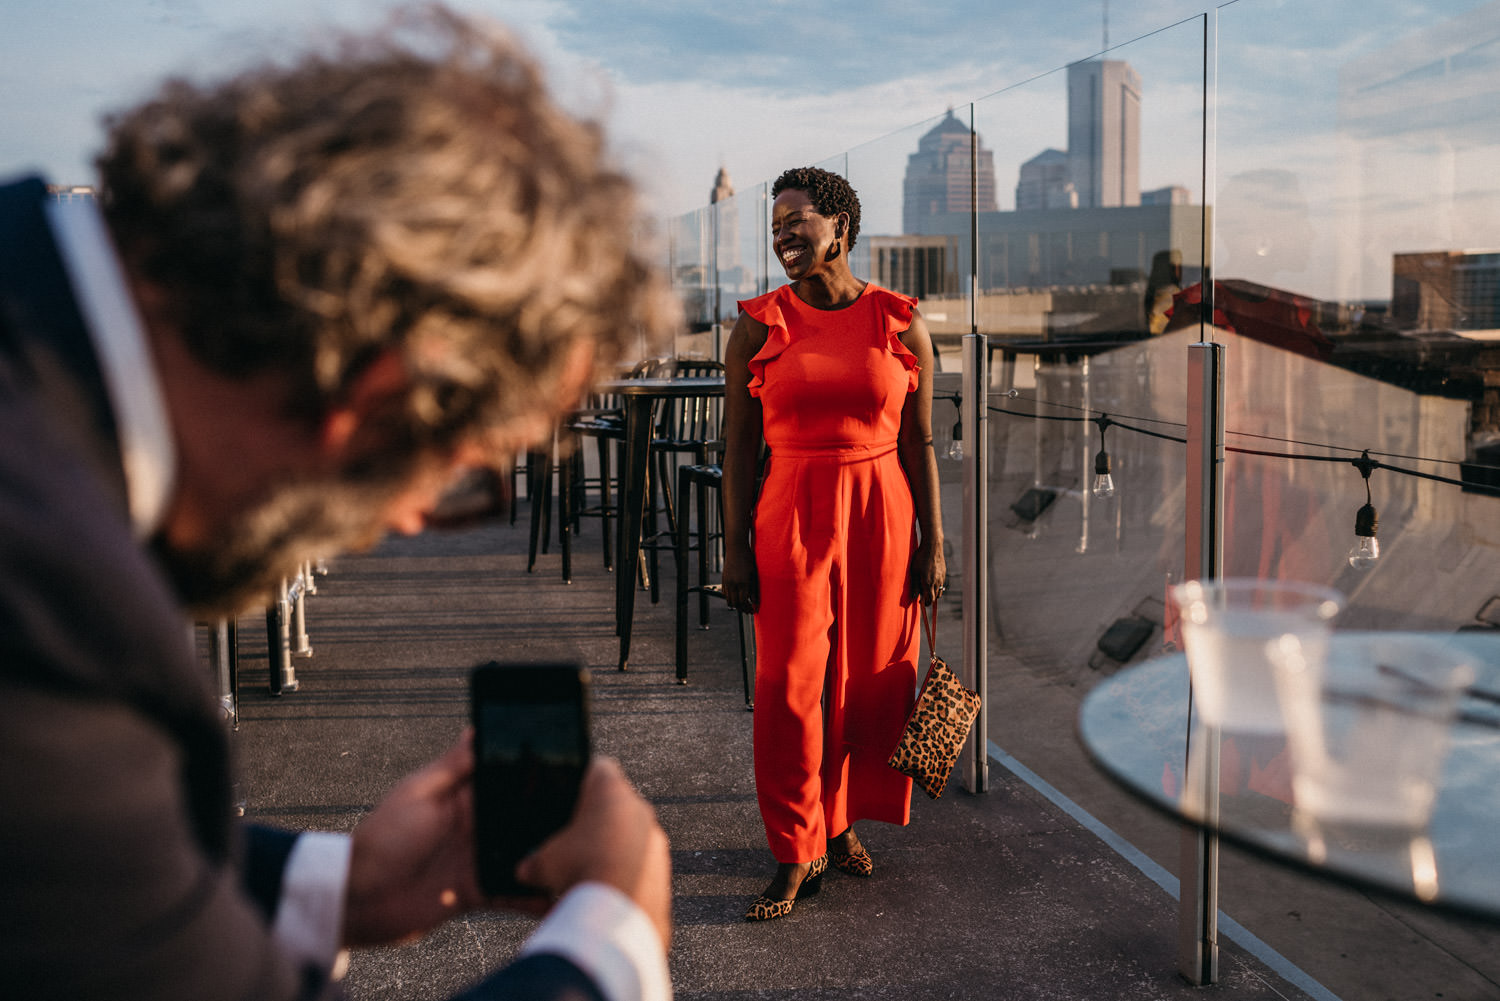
[227, 498, 1498, 1001]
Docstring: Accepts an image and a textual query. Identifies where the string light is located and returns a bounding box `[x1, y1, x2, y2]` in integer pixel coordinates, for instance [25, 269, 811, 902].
[1092, 414, 1116, 498]
[987, 394, 1500, 492]
[980, 392, 1500, 567]
[1349, 451, 1381, 570]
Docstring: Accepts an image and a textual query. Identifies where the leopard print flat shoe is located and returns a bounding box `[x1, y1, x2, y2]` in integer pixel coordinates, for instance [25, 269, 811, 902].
[831, 846, 874, 877]
[744, 854, 828, 921]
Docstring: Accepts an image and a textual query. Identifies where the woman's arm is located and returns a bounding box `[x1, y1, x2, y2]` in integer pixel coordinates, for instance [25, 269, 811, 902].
[719, 312, 768, 613]
[896, 310, 947, 605]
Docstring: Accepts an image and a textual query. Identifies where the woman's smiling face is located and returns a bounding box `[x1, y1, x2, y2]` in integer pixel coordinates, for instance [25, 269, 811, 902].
[771, 188, 842, 280]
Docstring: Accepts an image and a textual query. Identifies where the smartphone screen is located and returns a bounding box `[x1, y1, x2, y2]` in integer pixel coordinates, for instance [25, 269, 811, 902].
[471, 662, 590, 897]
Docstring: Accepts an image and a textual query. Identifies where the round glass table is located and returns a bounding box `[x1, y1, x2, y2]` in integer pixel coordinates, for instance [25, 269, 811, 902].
[1078, 631, 1500, 921]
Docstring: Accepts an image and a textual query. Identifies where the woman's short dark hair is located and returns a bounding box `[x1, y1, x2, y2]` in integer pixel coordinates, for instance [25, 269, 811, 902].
[771, 167, 861, 250]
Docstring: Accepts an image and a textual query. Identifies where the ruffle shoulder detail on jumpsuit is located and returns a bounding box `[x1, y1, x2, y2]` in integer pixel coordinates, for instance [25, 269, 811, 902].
[737, 287, 792, 400]
[737, 285, 921, 398]
[875, 287, 921, 393]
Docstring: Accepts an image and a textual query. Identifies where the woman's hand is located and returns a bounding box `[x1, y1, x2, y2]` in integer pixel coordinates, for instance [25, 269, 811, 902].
[721, 542, 759, 614]
[911, 538, 947, 606]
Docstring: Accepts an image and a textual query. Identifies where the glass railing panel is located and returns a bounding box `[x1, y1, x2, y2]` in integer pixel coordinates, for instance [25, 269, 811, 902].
[813, 151, 849, 181]
[1202, 2, 1500, 994]
[844, 110, 975, 378]
[971, 16, 1208, 731]
[664, 205, 715, 359]
[1214, 0, 1500, 630]
[701, 181, 773, 356]
[843, 111, 978, 668]
[717, 182, 770, 315]
[746, 181, 773, 299]
[965, 24, 1217, 969]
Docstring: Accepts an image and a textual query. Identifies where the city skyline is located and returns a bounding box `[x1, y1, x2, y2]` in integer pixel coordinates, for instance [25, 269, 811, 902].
[3, 0, 1496, 305]
[0, 0, 1284, 218]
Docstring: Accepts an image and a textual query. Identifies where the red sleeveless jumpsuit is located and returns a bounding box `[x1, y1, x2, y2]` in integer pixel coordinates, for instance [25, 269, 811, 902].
[739, 283, 921, 864]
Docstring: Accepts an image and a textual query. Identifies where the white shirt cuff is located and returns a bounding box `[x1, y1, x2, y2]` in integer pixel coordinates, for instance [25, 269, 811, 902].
[520, 883, 671, 1001]
[272, 831, 351, 977]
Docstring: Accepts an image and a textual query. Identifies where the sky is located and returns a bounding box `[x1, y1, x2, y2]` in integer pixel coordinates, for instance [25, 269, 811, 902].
[1, 0, 1220, 217]
[3, 0, 1496, 301]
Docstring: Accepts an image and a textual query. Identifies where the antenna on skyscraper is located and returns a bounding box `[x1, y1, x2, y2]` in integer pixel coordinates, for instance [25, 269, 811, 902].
[1102, 0, 1109, 51]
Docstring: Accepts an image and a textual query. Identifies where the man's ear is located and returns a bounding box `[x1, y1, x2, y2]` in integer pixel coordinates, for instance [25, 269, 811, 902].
[319, 350, 411, 457]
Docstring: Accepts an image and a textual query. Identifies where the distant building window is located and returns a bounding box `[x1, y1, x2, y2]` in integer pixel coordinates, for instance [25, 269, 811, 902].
[46, 185, 96, 202]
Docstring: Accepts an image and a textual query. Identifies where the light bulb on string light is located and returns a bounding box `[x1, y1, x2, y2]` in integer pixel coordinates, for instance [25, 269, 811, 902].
[945, 394, 964, 461]
[947, 421, 964, 461]
[1091, 414, 1116, 498]
[1348, 451, 1380, 570]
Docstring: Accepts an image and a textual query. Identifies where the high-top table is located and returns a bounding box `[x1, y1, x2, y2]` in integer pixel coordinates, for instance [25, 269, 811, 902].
[1078, 630, 1500, 922]
[599, 376, 725, 671]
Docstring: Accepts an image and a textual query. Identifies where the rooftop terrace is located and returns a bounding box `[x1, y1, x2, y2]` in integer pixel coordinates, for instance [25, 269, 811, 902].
[227, 495, 1499, 1000]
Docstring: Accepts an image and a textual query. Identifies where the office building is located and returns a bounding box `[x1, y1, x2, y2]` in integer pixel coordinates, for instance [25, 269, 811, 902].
[1066, 60, 1141, 208]
[1392, 250, 1500, 332]
[902, 110, 998, 233]
[1016, 150, 1078, 211]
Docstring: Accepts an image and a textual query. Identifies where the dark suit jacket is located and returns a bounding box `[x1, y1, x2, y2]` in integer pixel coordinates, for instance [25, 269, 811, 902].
[0, 176, 604, 1001]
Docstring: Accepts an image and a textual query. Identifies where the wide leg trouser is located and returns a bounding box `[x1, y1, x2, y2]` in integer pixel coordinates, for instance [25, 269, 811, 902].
[751, 445, 919, 863]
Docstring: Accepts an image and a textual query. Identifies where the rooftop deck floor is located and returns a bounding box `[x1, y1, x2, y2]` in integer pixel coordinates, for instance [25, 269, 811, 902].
[228, 499, 1499, 1000]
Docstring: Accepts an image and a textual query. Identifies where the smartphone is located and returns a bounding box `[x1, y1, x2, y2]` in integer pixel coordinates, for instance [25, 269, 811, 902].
[471, 661, 591, 897]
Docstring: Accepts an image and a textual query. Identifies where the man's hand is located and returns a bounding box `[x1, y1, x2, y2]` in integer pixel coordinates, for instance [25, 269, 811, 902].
[516, 757, 673, 951]
[342, 733, 486, 947]
[343, 738, 671, 953]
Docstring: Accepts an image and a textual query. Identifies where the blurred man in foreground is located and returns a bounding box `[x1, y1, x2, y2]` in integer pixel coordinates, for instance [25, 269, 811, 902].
[0, 7, 677, 999]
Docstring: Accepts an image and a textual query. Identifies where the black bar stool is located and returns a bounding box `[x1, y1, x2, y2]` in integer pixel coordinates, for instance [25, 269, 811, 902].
[674, 462, 754, 707]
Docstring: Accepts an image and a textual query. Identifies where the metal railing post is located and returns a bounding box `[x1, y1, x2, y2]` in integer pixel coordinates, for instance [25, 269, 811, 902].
[211, 618, 238, 728]
[267, 576, 301, 695]
[291, 569, 312, 658]
[1179, 340, 1224, 984]
[960, 332, 989, 794]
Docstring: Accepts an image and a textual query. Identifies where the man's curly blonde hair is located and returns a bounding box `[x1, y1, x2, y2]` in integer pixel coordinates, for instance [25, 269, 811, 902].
[97, 5, 677, 467]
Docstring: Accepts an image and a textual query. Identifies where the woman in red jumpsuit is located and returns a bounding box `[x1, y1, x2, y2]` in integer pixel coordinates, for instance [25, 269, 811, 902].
[722, 167, 946, 921]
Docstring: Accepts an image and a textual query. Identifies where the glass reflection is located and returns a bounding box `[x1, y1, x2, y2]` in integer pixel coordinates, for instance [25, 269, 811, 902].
[665, 205, 713, 358]
[664, 0, 1500, 654]
[1211, 0, 1500, 626]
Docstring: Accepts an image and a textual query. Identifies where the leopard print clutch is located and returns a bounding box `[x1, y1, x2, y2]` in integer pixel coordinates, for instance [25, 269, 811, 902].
[888, 607, 981, 799]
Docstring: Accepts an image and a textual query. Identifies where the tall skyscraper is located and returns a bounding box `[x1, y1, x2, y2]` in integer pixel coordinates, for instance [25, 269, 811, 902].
[902, 110, 998, 233]
[1066, 60, 1141, 208]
